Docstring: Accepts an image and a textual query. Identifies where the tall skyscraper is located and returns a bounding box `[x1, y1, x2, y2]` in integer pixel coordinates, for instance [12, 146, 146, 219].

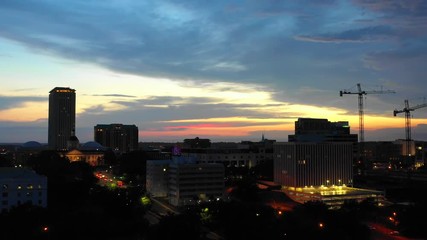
[94, 124, 139, 152]
[48, 87, 76, 151]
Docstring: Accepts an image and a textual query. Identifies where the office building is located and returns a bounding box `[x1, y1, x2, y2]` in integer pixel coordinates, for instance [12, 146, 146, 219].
[274, 118, 385, 208]
[288, 118, 358, 143]
[274, 142, 354, 187]
[48, 87, 76, 151]
[146, 156, 225, 207]
[181, 137, 275, 169]
[94, 124, 139, 152]
[146, 160, 171, 198]
[0, 168, 48, 212]
[168, 156, 224, 206]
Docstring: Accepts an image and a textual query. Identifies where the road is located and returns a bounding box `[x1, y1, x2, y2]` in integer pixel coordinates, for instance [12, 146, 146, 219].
[94, 170, 126, 188]
[367, 222, 416, 240]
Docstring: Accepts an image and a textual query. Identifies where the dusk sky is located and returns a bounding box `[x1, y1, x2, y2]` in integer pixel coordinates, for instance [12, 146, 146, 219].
[1, 0, 427, 144]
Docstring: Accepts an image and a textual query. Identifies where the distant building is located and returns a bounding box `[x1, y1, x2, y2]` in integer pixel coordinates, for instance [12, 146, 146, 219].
[183, 137, 211, 148]
[48, 87, 76, 151]
[146, 156, 225, 207]
[363, 140, 427, 171]
[168, 156, 224, 206]
[0, 168, 47, 212]
[181, 137, 275, 169]
[94, 124, 139, 152]
[288, 118, 358, 143]
[61, 141, 106, 166]
[13, 141, 48, 167]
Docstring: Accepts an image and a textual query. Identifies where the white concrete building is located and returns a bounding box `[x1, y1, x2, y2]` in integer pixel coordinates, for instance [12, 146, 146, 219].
[169, 157, 225, 206]
[0, 168, 48, 212]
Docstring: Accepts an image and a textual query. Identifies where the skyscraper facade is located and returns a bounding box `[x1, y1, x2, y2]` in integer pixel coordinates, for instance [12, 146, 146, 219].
[48, 87, 76, 151]
[94, 124, 139, 152]
[274, 142, 354, 187]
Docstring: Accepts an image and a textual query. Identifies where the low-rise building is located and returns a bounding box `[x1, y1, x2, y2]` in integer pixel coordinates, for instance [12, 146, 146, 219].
[0, 167, 47, 212]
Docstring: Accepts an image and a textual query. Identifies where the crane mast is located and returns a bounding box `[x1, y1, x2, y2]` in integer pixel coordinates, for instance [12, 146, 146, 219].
[393, 99, 427, 156]
[340, 83, 395, 143]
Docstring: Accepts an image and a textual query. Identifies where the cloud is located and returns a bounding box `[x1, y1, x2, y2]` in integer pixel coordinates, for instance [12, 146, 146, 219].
[91, 94, 136, 98]
[294, 25, 394, 43]
[1, 0, 427, 142]
[0, 95, 46, 110]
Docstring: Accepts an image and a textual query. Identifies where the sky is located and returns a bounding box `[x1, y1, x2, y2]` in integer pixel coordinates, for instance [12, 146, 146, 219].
[1, 0, 427, 144]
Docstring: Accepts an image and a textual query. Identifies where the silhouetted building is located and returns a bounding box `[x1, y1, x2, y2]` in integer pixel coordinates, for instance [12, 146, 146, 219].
[183, 137, 211, 148]
[48, 87, 76, 151]
[288, 118, 358, 143]
[94, 124, 138, 152]
[0, 168, 47, 212]
[67, 135, 80, 150]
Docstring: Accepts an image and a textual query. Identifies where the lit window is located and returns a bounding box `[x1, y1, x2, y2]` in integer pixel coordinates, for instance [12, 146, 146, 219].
[17, 185, 22, 190]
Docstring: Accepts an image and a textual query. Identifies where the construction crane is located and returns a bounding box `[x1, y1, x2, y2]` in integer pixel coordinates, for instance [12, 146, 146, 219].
[393, 99, 427, 156]
[340, 83, 395, 143]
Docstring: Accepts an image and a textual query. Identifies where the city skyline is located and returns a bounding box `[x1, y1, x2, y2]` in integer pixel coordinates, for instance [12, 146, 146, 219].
[1, 1, 427, 143]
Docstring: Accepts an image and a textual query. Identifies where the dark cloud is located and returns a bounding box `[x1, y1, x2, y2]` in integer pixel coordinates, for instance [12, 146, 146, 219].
[0, 120, 47, 143]
[0, 95, 46, 110]
[0, 0, 424, 92]
[295, 25, 394, 43]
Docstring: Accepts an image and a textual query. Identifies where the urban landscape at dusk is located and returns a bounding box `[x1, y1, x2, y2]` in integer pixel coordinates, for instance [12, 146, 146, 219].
[1, 1, 427, 240]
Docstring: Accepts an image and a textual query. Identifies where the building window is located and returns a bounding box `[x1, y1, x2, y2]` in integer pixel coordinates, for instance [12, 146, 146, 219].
[2, 184, 7, 190]
[2, 192, 7, 197]
[1, 200, 7, 206]
[17, 185, 22, 190]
